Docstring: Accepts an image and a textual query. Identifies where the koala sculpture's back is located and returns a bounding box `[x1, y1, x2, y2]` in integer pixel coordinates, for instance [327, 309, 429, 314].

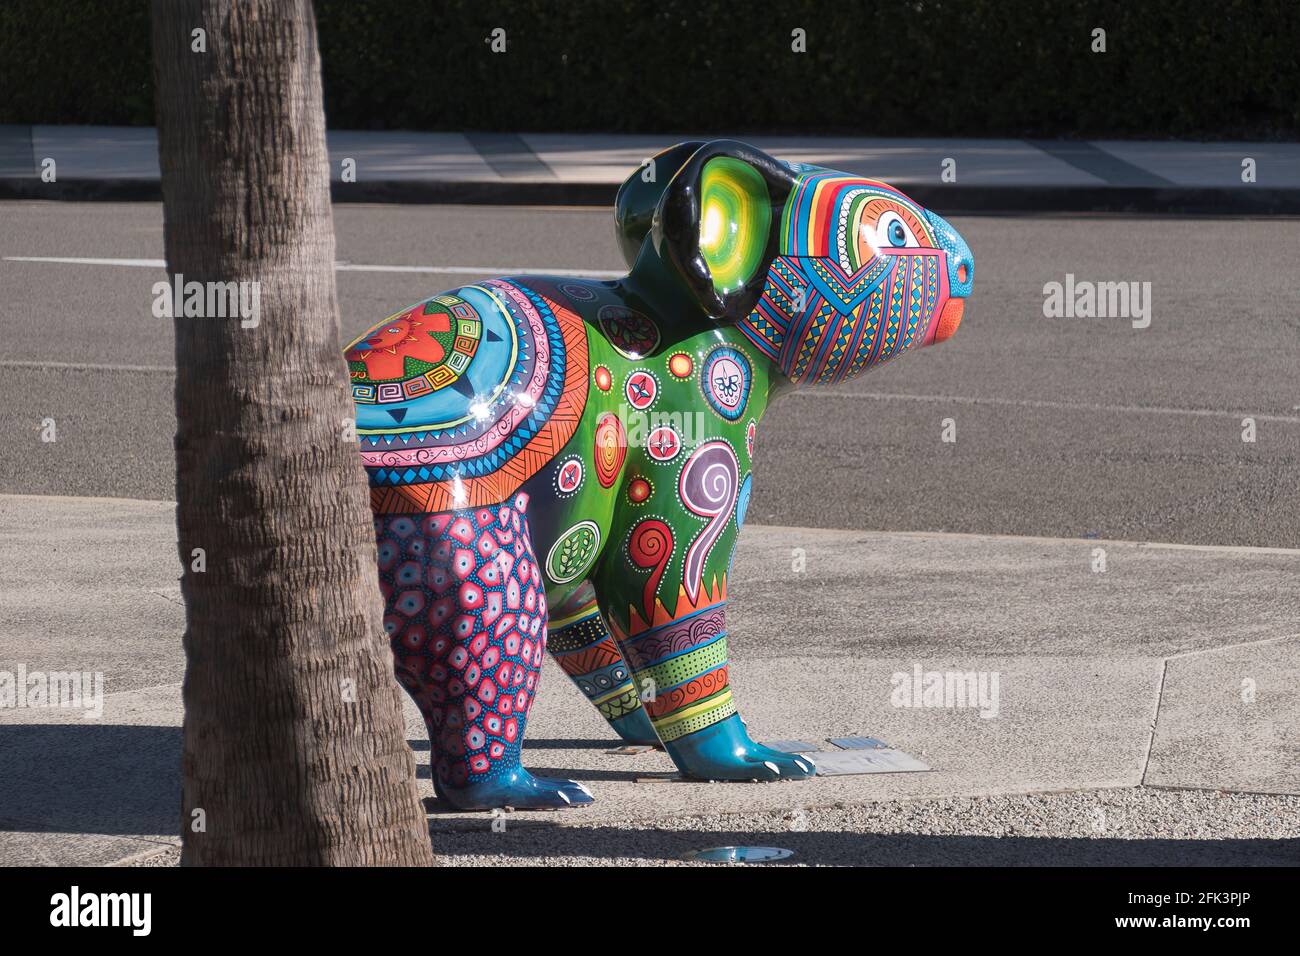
[345, 140, 973, 810]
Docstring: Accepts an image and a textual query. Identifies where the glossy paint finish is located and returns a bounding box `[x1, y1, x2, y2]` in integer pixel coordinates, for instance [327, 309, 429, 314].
[347, 140, 972, 809]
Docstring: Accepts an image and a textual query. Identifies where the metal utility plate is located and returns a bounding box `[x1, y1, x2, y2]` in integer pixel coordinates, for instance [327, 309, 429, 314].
[764, 739, 822, 754]
[826, 736, 891, 750]
[810, 748, 930, 776]
[633, 772, 686, 783]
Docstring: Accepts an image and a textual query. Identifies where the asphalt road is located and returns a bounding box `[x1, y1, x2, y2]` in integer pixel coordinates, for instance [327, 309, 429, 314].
[1, 201, 1297, 547]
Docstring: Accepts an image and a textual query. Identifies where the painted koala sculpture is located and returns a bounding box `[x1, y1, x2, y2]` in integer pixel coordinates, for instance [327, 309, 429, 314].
[346, 141, 973, 810]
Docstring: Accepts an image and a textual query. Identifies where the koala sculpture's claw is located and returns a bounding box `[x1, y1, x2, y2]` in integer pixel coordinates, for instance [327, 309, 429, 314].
[663, 714, 818, 783]
[434, 770, 596, 813]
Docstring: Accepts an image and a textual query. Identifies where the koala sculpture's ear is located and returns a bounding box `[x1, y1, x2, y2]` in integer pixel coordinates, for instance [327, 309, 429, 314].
[651, 140, 796, 322]
[614, 141, 705, 270]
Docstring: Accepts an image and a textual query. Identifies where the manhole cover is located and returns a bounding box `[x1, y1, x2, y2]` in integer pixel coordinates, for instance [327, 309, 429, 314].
[683, 846, 794, 863]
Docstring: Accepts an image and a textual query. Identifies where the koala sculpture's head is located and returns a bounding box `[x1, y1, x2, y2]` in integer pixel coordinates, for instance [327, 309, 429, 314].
[615, 140, 973, 384]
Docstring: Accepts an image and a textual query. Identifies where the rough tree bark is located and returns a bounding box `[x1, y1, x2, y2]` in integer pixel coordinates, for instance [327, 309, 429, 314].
[151, 0, 434, 866]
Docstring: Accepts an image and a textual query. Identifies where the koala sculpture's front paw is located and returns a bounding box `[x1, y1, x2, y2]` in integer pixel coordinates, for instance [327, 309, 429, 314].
[434, 768, 594, 812]
[664, 714, 817, 782]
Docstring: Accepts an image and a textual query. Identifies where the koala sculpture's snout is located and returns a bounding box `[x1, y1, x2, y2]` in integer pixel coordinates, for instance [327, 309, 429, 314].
[923, 208, 974, 343]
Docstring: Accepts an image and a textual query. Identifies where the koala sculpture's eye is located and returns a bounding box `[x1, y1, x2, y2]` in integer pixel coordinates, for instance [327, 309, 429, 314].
[876, 212, 919, 249]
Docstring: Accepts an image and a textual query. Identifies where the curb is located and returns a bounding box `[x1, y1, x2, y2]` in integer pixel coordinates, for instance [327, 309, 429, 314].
[3, 177, 1299, 214]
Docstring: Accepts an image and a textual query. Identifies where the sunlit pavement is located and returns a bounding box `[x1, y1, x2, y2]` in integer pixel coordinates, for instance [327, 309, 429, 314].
[2, 495, 1296, 866]
[5, 127, 1300, 211]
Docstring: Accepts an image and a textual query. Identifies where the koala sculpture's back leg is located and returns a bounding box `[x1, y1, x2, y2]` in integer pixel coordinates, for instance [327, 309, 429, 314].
[374, 493, 593, 811]
[547, 580, 660, 746]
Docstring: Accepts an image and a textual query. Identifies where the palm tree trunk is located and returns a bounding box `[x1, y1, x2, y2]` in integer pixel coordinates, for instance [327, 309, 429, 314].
[151, 0, 434, 866]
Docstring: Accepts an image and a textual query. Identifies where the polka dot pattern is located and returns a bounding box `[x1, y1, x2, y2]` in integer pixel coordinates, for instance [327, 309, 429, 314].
[376, 493, 547, 788]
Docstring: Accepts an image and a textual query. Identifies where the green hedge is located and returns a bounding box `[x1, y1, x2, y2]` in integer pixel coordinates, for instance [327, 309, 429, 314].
[2, 0, 1295, 138]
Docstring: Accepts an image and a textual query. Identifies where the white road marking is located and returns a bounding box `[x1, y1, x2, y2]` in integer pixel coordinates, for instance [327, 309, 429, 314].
[2, 255, 624, 279]
[1165, 632, 1300, 661]
[5, 359, 1297, 428]
[795, 389, 1300, 424]
[5, 256, 166, 268]
[2, 360, 173, 373]
[336, 262, 624, 279]
[850, 528, 1300, 556]
[4, 256, 1294, 426]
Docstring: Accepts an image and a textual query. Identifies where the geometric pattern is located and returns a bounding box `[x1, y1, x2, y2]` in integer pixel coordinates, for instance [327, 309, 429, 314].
[348, 293, 481, 402]
[739, 249, 945, 385]
[548, 600, 647, 724]
[738, 169, 950, 384]
[618, 602, 733, 742]
[780, 170, 935, 264]
[363, 280, 589, 513]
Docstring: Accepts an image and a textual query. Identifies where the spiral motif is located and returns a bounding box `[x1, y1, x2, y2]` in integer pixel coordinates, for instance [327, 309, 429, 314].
[646, 664, 730, 719]
[593, 412, 627, 488]
[627, 519, 674, 623]
[677, 441, 739, 602]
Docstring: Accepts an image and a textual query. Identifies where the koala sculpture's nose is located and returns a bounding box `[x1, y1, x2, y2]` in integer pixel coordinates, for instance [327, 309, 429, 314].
[924, 209, 973, 343]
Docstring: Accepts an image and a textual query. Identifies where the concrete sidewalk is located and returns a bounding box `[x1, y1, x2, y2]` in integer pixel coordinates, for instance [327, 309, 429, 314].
[1, 125, 1297, 213]
[1, 494, 1297, 866]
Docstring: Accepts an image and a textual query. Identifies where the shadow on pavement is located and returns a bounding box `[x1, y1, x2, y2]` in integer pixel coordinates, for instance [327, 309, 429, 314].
[0, 727, 632, 834]
[428, 823, 1300, 867]
[0, 724, 179, 837]
[9, 725, 1295, 867]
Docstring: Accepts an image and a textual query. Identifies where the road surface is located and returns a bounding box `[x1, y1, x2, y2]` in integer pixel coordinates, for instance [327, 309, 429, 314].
[2, 201, 1297, 547]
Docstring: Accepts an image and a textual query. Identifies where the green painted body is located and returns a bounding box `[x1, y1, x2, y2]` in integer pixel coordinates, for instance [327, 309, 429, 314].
[518, 248, 778, 631]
